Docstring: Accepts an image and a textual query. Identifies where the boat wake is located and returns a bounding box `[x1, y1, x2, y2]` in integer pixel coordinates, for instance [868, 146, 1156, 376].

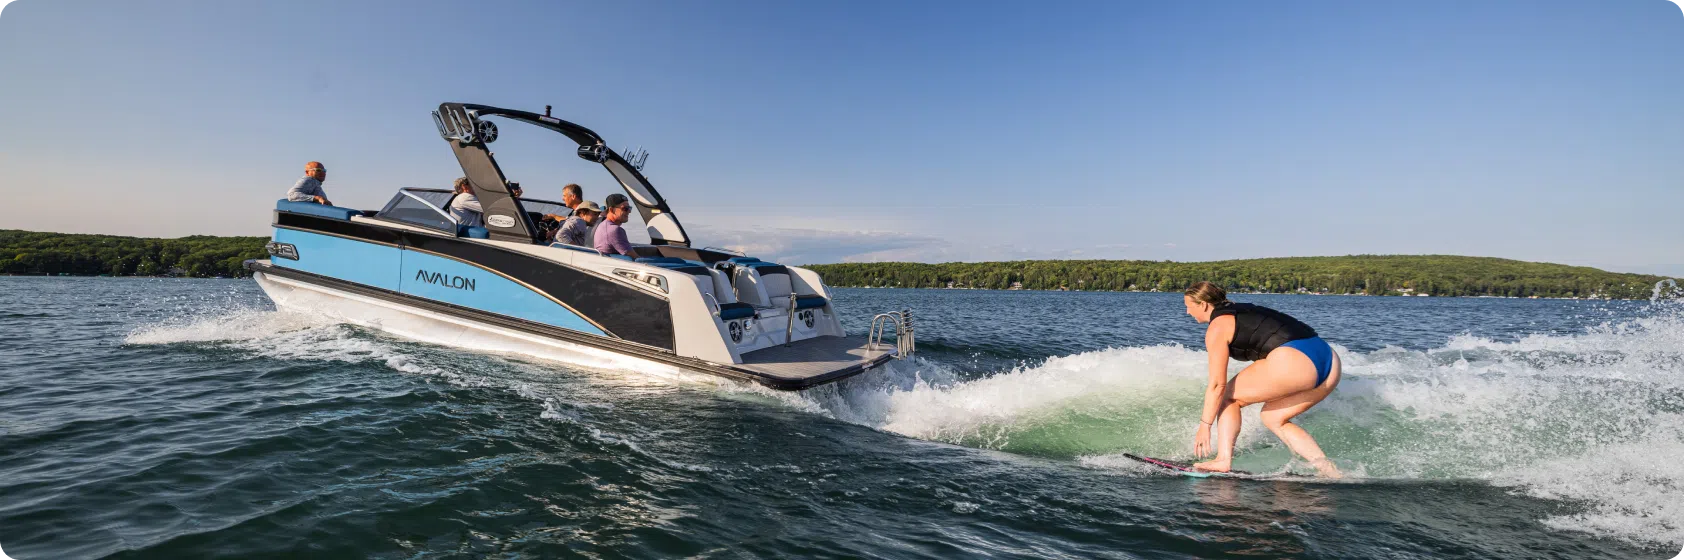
[123, 308, 463, 378]
[760, 296, 1684, 548]
[124, 290, 1684, 548]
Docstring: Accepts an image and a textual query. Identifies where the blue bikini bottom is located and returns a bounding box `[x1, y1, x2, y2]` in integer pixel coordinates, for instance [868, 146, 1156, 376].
[1279, 336, 1333, 387]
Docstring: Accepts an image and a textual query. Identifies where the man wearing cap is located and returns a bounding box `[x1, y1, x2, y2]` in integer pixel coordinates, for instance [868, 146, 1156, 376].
[593, 193, 635, 257]
[556, 201, 601, 246]
[287, 161, 332, 205]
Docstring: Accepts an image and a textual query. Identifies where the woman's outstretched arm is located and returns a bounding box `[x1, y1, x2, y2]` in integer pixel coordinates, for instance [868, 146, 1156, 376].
[1194, 316, 1234, 457]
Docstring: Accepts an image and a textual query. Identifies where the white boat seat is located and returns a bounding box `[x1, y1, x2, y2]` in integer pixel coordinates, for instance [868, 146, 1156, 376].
[722, 260, 826, 311]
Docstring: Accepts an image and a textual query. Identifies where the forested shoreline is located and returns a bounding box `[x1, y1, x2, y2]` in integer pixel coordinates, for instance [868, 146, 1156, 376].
[1, 230, 1669, 298]
[806, 256, 1670, 300]
[1, 230, 267, 278]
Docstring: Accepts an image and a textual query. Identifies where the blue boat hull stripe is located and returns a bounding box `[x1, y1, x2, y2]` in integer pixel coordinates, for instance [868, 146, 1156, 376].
[272, 211, 676, 350]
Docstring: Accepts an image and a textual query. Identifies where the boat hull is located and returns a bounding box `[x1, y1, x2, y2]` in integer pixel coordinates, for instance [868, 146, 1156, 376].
[248, 261, 893, 390]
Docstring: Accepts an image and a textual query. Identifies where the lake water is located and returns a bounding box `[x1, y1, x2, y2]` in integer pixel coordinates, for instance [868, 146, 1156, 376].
[2, 277, 1681, 558]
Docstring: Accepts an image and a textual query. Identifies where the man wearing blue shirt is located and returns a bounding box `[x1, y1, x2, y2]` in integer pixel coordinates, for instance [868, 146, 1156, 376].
[286, 161, 332, 205]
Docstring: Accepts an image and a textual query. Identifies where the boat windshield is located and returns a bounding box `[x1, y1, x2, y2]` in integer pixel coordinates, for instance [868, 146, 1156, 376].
[402, 189, 454, 209]
[377, 188, 456, 231]
[518, 198, 569, 217]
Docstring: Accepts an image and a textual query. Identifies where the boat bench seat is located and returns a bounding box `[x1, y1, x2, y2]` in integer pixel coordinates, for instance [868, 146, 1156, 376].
[636, 259, 754, 320]
[275, 199, 360, 221]
[794, 295, 828, 310]
[721, 259, 828, 311]
[717, 302, 755, 320]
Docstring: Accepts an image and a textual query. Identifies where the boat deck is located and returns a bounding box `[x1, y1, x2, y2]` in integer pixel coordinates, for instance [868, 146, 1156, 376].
[734, 336, 897, 385]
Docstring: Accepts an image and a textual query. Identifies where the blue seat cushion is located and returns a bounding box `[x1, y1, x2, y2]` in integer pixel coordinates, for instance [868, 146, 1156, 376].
[608, 254, 635, 261]
[794, 295, 828, 310]
[717, 302, 755, 321]
[461, 226, 489, 239]
[727, 257, 762, 264]
[275, 199, 358, 221]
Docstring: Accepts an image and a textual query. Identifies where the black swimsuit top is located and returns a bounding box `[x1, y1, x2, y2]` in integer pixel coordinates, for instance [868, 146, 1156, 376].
[1207, 303, 1317, 362]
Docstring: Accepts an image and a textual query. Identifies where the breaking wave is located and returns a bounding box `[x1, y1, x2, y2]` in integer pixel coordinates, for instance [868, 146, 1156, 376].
[767, 292, 1684, 547]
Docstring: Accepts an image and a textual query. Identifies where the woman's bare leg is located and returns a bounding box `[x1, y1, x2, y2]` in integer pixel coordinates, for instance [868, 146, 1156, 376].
[1259, 352, 1342, 477]
[1194, 348, 1334, 473]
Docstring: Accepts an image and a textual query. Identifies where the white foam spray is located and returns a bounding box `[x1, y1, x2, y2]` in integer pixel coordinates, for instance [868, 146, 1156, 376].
[126, 285, 1684, 548]
[764, 294, 1684, 549]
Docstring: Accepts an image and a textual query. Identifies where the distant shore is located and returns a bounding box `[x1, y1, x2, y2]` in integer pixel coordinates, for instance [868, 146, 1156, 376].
[805, 256, 1672, 300]
[2, 230, 1670, 299]
[838, 285, 1637, 301]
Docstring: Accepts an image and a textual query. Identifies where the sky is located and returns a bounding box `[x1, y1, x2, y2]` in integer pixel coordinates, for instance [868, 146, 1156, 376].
[0, 0, 1680, 274]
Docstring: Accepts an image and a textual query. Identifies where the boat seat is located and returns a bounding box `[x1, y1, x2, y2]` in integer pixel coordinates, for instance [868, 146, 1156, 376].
[716, 302, 755, 320]
[794, 295, 828, 310]
[459, 225, 489, 239]
[731, 261, 801, 309]
[640, 262, 750, 319]
[275, 199, 359, 221]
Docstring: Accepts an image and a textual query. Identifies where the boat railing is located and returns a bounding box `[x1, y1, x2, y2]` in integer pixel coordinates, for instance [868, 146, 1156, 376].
[868, 309, 916, 359]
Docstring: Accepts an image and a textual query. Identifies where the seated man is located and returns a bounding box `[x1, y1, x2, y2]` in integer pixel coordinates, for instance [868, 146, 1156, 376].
[286, 161, 331, 205]
[533, 183, 580, 223]
[593, 193, 635, 257]
[560, 183, 583, 216]
[556, 201, 601, 246]
[447, 177, 482, 227]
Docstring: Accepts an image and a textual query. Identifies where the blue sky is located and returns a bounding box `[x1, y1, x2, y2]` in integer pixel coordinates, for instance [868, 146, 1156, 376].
[1, 0, 1680, 274]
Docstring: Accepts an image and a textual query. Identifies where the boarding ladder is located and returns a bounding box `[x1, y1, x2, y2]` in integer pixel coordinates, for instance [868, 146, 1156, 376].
[868, 309, 917, 359]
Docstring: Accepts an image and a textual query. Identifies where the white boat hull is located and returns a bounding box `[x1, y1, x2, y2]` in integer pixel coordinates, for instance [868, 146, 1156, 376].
[253, 271, 713, 385]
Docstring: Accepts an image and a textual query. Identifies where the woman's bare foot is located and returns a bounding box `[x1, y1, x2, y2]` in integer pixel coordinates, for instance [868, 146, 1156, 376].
[1192, 458, 1231, 472]
[1309, 457, 1342, 479]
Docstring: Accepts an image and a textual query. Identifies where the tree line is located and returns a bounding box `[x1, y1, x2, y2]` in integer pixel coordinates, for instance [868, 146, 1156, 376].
[3, 230, 1668, 299]
[805, 255, 1670, 299]
[1, 230, 268, 278]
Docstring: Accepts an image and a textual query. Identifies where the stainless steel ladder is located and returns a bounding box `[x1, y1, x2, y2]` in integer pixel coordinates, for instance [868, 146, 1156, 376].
[868, 309, 916, 359]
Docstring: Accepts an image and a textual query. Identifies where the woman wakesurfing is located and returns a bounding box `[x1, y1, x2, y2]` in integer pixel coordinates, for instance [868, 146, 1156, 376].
[1183, 282, 1342, 478]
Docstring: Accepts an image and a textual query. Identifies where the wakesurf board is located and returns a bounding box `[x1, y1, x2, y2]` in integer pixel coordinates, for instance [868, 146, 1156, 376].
[1121, 453, 1305, 479]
